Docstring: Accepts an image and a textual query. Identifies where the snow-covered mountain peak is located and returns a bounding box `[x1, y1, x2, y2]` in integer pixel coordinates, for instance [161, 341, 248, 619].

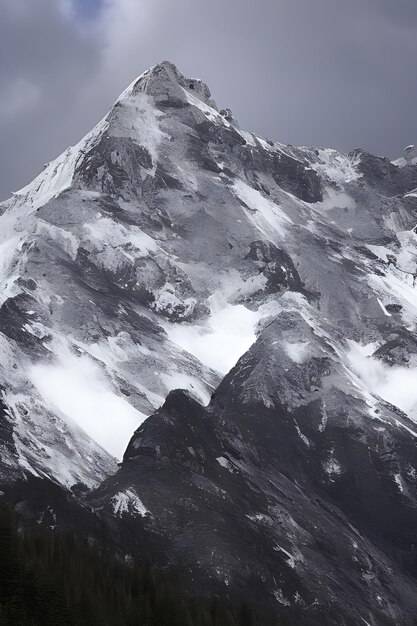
[126, 61, 218, 109]
[1, 61, 417, 483]
[2, 63, 417, 625]
[6, 62, 216, 213]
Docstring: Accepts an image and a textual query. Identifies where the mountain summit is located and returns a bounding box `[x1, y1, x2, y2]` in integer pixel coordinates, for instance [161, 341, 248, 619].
[1, 62, 417, 624]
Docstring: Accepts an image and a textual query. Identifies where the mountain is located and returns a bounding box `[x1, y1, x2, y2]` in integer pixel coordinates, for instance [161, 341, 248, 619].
[1, 61, 417, 624]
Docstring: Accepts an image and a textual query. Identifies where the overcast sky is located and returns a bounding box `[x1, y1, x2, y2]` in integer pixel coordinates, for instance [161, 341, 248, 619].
[1, 0, 417, 200]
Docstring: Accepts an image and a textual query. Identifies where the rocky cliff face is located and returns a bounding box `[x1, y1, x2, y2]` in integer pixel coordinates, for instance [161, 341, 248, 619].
[1, 61, 417, 624]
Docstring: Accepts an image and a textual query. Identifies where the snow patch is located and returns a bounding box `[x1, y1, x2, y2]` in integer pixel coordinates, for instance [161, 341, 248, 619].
[0, 235, 22, 306]
[181, 87, 224, 125]
[274, 544, 303, 569]
[322, 454, 342, 481]
[110, 89, 168, 176]
[312, 149, 362, 185]
[3, 389, 114, 488]
[84, 217, 158, 257]
[233, 179, 292, 242]
[273, 589, 291, 607]
[377, 298, 392, 317]
[369, 269, 417, 327]
[36, 221, 79, 260]
[164, 295, 258, 374]
[294, 420, 311, 447]
[151, 284, 197, 320]
[112, 489, 149, 517]
[396, 230, 417, 274]
[216, 456, 235, 472]
[238, 130, 257, 147]
[393, 473, 405, 493]
[366, 245, 393, 263]
[246, 513, 271, 523]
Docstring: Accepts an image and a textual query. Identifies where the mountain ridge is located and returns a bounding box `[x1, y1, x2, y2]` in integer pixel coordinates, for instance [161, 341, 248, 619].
[0, 61, 417, 624]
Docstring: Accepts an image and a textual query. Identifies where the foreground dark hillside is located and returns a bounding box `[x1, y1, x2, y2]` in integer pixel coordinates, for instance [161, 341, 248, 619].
[0, 505, 265, 626]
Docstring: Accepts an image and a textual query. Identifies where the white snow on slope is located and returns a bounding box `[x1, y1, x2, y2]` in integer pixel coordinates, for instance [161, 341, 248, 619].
[0, 189, 40, 306]
[84, 217, 158, 257]
[0, 235, 22, 306]
[28, 349, 146, 459]
[36, 221, 79, 260]
[2, 387, 115, 488]
[274, 544, 303, 570]
[312, 149, 362, 185]
[13, 117, 108, 211]
[366, 245, 393, 263]
[181, 86, 224, 124]
[216, 456, 235, 472]
[393, 145, 417, 168]
[233, 179, 292, 242]
[369, 269, 417, 327]
[377, 298, 392, 317]
[396, 230, 417, 272]
[110, 89, 168, 176]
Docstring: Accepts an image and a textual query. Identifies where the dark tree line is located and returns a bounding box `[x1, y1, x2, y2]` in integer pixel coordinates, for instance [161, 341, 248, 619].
[0, 505, 262, 626]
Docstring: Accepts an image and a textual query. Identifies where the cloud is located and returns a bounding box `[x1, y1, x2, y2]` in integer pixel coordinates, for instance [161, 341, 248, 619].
[369, 0, 417, 28]
[2, 0, 30, 18]
[0, 0, 100, 198]
[60, 0, 105, 24]
[347, 342, 417, 423]
[0, 78, 41, 120]
[29, 349, 146, 459]
[164, 297, 260, 374]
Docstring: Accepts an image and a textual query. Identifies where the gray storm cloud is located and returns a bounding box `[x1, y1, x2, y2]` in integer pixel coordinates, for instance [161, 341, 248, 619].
[1, 0, 417, 200]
